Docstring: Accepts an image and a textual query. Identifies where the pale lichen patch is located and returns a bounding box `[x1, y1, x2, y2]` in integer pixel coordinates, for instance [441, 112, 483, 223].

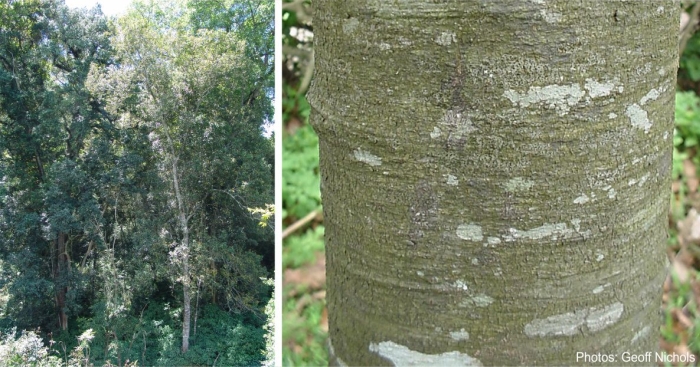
[441, 110, 477, 139]
[450, 329, 470, 341]
[487, 237, 501, 246]
[504, 177, 534, 192]
[503, 84, 585, 115]
[570, 218, 581, 232]
[524, 310, 585, 337]
[540, 9, 561, 23]
[573, 194, 590, 204]
[472, 294, 494, 307]
[504, 79, 620, 115]
[452, 280, 469, 291]
[353, 148, 382, 166]
[524, 302, 624, 337]
[608, 112, 617, 119]
[638, 174, 649, 186]
[504, 223, 574, 242]
[592, 283, 611, 294]
[369, 341, 483, 367]
[430, 126, 442, 139]
[640, 88, 661, 105]
[586, 302, 624, 332]
[596, 252, 605, 262]
[435, 31, 456, 46]
[631, 326, 651, 344]
[457, 224, 483, 242]
[584, 79, 615, 98]
[607, 187, 616, 199]
[446, 174, 459, 186]
[626, 103, 651, 133]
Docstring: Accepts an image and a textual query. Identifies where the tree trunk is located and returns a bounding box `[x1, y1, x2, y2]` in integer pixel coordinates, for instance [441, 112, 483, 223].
[55, 232, 69, 331]
[165, 129, 192, 354]
[309, 1, 678, 365]
[174, 161, 192, 354]
[182, 262, 191, 353]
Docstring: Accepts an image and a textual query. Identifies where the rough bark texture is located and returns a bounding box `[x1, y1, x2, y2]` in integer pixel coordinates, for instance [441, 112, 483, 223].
[308, 1, 678, 365]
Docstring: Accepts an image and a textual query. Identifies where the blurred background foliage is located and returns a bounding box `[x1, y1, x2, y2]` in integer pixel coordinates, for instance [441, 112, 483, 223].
[283, 0, 700, 365]
[282, 0, 327, 365]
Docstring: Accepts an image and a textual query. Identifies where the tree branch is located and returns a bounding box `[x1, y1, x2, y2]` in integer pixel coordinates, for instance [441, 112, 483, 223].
[680, 2, 700, 55]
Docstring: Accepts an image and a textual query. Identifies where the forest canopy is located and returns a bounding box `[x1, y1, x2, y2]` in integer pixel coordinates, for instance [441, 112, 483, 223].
[0, 0, 274, 365]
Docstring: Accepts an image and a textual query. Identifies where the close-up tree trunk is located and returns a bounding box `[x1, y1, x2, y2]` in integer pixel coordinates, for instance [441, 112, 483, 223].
[309, 0, 678, 365]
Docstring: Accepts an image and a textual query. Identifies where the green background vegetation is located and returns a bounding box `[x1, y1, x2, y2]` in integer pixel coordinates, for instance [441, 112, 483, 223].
[282, 0, 325, 365]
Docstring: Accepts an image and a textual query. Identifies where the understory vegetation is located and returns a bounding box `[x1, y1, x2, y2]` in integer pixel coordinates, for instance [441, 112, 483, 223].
[0, 0, 274, 365]
[282, 0, 326, 365]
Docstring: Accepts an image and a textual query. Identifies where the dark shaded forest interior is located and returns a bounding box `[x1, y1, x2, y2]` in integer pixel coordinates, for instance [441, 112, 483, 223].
[0, 0, 274, 365]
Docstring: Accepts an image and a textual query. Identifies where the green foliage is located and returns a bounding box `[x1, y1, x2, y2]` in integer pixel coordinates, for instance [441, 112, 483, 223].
[667, 58, 700, 357]
[283, 226, 324, 269]
[261, 278, 275, 367]
[672, 91, 700, 222]
[281, 295, 327, 367]
[0, 328, 104, 367]
[165, 305, 266, 366]
[675, 91, 700, 149]
[282, 1, 327, 365]
[282, 123, 320, 220]
[282, 85, 310, 124]
[0, 328, 55, 366]
[70, 300, 268, 366]
[682, 31, 700, 82]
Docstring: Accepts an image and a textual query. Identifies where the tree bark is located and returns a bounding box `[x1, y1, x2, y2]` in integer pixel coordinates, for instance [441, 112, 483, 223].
[165, 129, 192, 354]
[54, 232, 69, 331]
[309, 1, 678, 365]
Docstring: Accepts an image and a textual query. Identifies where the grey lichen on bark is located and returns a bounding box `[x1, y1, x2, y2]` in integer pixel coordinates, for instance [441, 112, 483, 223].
[309, 0, 679, 365]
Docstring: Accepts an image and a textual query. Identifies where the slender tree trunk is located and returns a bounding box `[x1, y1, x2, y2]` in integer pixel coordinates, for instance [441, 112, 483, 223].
[182, 262, 191, 353]
[165, 129, 192, 354]
[55, 232, 68, 330]
[174, 163, 192, 354]
[309, 1, 678, 365]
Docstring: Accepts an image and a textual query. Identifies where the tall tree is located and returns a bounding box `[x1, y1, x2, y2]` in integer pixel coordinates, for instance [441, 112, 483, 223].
[309, 1, 678, 365]
[109, 0, 274, 353]
[0, 0, 115, 332]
